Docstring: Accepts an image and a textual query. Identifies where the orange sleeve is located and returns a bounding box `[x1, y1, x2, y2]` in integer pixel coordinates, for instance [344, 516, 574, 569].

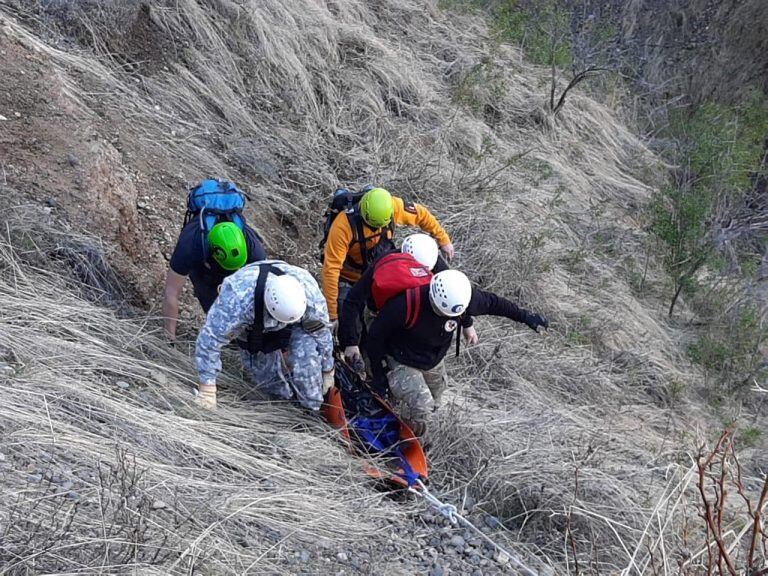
[321, 214, 353, 319]
[392, 196, 451, 246]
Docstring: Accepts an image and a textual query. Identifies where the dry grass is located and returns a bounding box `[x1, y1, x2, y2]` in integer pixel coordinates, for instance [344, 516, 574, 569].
[0, 201, 415, 574]
[0, 0, 765, 574]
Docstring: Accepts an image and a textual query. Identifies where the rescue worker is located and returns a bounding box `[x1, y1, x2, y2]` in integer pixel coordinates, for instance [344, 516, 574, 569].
[365, 269, 548, 435]
[195, 260, 334, 410]
[321, 187, 454, 326]
[163, 217, 266, 341]
[338, 234, 474, 369]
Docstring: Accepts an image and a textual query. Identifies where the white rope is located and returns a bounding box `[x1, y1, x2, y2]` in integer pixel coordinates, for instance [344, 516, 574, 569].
[409, 480, 539, 576]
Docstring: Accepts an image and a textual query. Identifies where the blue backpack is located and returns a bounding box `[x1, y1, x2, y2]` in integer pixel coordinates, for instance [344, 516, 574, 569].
[184, 179, 247, 233]
[183, 179, 249, 260]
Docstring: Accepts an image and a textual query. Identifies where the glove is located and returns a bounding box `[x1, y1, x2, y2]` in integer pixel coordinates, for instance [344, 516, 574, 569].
[322, 370, 335, 394]
[196, 383, 217, 409]
[330, 319, 339, 334]
[524, 312, 549, 332]
[344, 346, 366, 373]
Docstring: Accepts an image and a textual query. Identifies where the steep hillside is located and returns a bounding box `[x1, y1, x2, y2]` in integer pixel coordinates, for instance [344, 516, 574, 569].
[1, 1, 765, 574]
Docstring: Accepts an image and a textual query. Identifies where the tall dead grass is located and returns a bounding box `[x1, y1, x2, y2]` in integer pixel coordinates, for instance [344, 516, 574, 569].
[0, 201, 414, 574]
[1, 0, 764, 573]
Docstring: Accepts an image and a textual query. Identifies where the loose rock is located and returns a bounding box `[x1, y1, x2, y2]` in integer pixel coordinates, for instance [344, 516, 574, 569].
[66, 153, 80, 167]
[150, 370, 168, 385]
[449, 535, 466, 548]
[428, 563, 445, 576]
[0, 362, 15, 379]
[494, 552, 510, 566]
[336, 552, 348, 562]
[151, 500, 167, 510]
[117, 380, 130, 390]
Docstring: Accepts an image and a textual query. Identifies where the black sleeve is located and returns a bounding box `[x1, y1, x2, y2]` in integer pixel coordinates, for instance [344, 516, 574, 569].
[365, 295, 408, 379]
[465, 287, 529, 324]
[169, 222, 204, 275]
[244, 225, 267, 262]
[338, 266, 374, 347]
[432, 253, 450, 273]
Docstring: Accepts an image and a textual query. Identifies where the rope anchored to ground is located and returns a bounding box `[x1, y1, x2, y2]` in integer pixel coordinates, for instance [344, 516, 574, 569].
[408, 479, 539, 576]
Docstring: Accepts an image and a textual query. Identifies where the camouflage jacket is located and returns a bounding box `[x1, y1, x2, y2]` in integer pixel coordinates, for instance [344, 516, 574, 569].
[195, 260, 333, 384]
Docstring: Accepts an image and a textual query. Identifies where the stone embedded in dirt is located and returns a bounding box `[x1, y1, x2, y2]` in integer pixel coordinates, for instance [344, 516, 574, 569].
[336, 552, 348, 562]
[428, 562, 445, 576]
[0, 115, 7, 121]
[449, 535, 466, 548]
[117, 380, 130, 390]
[0, 362, 15, 378]
[494, 552, 509, 566]
[151, 499, 167, 510]
[13, 111, 20, 118]
[66, 153, 80, 167]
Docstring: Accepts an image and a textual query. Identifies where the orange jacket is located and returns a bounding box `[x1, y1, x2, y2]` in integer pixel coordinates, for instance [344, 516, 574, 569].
[322, 196, 451, 319]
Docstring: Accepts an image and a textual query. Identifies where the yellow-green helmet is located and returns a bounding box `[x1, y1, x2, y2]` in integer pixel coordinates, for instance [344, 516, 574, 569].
[359, 187, 394, 228]
[208, 222, 247, 271]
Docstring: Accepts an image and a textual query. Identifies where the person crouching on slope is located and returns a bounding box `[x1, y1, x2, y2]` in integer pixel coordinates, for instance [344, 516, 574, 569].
[321, 187, 454, 327]
[195, 261, 334, 410]
[338, 234, 474, 370]
[365, 270, 548, 435]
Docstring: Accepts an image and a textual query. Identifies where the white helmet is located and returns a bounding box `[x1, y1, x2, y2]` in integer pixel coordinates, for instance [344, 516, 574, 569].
[401, 234, 439, 269]
[264, 274, 307, 323]
[429, 270, 472, 317]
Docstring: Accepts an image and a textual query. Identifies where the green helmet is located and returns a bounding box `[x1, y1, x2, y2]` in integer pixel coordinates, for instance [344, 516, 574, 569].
[208, 222, 247, 271]
[359, 187, 394, 228]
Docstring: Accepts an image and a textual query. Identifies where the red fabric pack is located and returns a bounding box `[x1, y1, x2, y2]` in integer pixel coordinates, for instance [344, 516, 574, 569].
[371, 253, 432, 310]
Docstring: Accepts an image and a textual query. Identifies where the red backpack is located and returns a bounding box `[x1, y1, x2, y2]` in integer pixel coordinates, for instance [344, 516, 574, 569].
[371, 253, 432, 312]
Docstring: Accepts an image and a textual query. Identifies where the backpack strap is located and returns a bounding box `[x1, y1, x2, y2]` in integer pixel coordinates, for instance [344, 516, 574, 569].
[404, 287, 422, 330]
[346, 208, 396, 271]
[243, 263, 285, 353]
[455, 316, 463, 357]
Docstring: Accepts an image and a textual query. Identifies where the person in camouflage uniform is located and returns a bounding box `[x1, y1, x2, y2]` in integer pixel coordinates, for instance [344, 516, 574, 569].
[195, 260, 334, 410]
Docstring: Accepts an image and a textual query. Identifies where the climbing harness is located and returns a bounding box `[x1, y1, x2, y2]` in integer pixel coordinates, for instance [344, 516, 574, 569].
[408, 479, 539, 576]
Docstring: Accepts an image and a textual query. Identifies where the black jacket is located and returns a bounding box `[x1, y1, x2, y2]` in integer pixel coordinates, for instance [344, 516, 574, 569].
[338, 254, 450, 347]
[367, 284, 532, 378]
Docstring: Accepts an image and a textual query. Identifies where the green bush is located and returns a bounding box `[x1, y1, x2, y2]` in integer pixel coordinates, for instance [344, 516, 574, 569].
[439, 0, 572, 66]
[650, 93, 768, 315]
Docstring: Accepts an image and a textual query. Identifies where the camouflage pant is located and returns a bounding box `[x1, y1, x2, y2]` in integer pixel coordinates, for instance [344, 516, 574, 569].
[241, 328, 325, 411]
[386, 358, 448, 436]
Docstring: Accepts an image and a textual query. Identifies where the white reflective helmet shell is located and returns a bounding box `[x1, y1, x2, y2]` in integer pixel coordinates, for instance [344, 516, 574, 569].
[401, 233, 439, 269]
[429, 269, 472, 317]
[264, 274, 307, 323]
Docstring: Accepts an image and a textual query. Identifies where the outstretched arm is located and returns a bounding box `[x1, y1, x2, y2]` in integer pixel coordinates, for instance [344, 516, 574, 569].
[162, 270, 186, 340]
[338, 266, 374, 348]
[466, 288, 548, 332]
[392, 197, 452, 253]
[321, 216, 354, 320]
